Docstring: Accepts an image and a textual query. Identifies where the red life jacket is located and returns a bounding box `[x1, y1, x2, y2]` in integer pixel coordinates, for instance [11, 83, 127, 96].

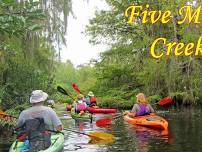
[90, 96, 97, 103]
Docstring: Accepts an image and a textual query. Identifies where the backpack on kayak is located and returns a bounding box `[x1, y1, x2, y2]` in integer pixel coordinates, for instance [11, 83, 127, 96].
[15, 118, 51, 152]
[25, 118, 51, 152]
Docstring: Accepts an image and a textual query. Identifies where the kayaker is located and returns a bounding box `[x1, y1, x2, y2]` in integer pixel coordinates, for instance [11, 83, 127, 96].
[15, 90, 63, 151]
[73, 94, 87, 115]
[84, 91, 97, 107]
[125, 93, 154, 117]
[47, 99, 55, 108]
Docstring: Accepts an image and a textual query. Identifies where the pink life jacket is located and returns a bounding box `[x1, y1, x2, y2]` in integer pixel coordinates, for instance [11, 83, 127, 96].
[76, 102, 86, 111]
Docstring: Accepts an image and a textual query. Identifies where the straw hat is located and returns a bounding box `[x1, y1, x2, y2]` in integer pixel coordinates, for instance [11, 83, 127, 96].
[30, 90, 48, 104]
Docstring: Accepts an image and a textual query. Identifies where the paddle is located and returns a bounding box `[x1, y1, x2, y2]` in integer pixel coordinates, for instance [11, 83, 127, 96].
[57, 86, 74, 100]
[0, 111, 18, 119]
[72, 83, 82, 94]
[96, 114, 122, 126]
[12, 117, 109, 140]
[63, 128, 114, 140]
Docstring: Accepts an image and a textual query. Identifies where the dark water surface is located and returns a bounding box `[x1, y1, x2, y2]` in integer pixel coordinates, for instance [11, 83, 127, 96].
[1, 105, 202, 152]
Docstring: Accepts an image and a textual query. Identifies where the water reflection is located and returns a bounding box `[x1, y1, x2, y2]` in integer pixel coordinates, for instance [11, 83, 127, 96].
[63, 116, 115, 152]
[127, 125, 169, 152]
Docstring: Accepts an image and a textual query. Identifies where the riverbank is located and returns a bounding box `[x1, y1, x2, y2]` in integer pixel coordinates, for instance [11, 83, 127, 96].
[97, 92, 202, 109]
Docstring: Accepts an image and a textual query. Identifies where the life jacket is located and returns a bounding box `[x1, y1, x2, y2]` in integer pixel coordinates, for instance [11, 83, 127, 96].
[24, 118, 51, 152]
[136, 104, 149, 116]
[76, 101, 86, 112]
[90, 96, 97, 103]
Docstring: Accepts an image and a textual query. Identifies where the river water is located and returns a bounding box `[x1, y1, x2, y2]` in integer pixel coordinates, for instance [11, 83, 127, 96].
[1, 104, 202, 152]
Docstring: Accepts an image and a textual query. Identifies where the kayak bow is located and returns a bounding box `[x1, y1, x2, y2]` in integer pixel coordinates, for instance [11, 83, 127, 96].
[9, 133, 64, 152]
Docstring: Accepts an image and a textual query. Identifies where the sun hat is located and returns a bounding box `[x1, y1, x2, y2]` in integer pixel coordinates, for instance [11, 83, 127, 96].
[88, 91, 94, 96]
[30, 90, 48, 104]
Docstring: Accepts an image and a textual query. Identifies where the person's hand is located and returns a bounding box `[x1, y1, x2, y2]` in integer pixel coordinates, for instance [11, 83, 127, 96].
[128, 113, 135, 117]
[79, 111, 85, 116]
[123, 111, 129, 116]
[56, 124, 64, 131]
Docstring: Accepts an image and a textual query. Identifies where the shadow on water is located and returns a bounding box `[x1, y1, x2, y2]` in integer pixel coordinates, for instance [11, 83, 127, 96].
[2, 104, 202, 152]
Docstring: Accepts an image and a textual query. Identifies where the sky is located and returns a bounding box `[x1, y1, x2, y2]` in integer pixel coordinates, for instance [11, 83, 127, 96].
[60, 0, 109, 66]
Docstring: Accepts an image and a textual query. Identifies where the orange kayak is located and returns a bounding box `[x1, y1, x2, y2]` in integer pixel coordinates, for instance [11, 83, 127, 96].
[124, 113, 168, 130]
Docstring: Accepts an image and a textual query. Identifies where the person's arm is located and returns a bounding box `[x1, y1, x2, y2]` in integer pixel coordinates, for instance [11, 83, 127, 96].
[15, 111, 25, 130]
[148, 104, 155, 113]
[49, 109, 63, 131]
[55, 124, 64, 131]
[131, 104, 138, 116]
[84, 102, 88, 108]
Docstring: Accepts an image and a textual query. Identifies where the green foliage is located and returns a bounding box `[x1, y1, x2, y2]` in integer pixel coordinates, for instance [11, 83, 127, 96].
[97, 96, 134, 109]
[54, 62, 97, 102]
[0, 0, 45, 36]
[85, 0, 202, 107]
[50, 92, 73, 104]
[148, 95, 162, 104]
[0, 0, 73, 111]
[54, 60, 76, 86]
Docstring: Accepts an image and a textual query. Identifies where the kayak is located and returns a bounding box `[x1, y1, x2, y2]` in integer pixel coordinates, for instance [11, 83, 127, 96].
[158, 96, 173, 106]
[124, 113, 168, 130]
[9, 133, 64, 152]
[86, 107, 117, 113]
[71, 108, 92, 121]
[66, 104, 72, 111]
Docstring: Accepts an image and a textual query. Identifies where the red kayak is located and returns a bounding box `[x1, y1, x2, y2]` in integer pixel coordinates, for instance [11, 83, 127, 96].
[86, 107, 117, 113]
[158, 96, 172, 106]
[66, 104, 72, 111]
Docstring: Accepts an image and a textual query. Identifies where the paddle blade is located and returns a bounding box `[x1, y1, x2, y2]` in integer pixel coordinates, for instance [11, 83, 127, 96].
[88, 131, 114, 140]
[0, 111, 17, 123]
[72, 83, 81, 93]
[0, 111, 7, 116]
[57, 86, 69, 96]
[88, 138, 114, 145]
[96, 118, 112, 126]
[158, 97, 172, 106]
